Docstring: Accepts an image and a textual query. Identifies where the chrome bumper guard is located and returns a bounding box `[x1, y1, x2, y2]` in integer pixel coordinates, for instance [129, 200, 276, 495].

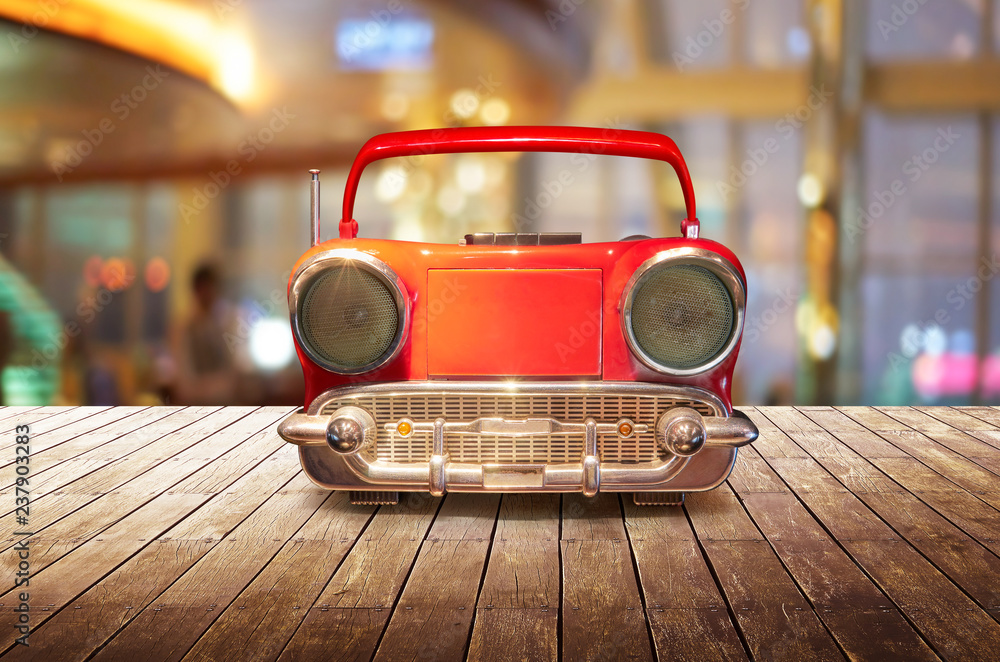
[279, 381, 758, 496]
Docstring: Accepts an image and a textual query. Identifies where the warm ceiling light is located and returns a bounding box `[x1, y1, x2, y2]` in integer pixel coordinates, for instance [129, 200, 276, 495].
[479, 97, 511, 126]
[0, 0, 256, 104]
[214, 30, 256, 103]
[797, 173, 824, 208]
[449, 89, 479, 120]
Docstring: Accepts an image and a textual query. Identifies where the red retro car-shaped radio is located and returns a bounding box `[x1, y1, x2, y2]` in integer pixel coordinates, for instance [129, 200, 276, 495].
[278, 126, 758, 506]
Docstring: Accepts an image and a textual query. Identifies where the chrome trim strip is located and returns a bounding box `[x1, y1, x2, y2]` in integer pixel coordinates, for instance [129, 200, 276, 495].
[583, 418, 599, 497]
[619, 247, 747, 377]
[381, 417, 650, 437]
[302, 380, 730, 417]
[288, 249, 410, 375]
[430, 418, 446, 497]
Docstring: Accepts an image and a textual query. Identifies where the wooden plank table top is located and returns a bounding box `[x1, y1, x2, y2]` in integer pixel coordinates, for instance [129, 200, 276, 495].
[2, 405, 1000, 661]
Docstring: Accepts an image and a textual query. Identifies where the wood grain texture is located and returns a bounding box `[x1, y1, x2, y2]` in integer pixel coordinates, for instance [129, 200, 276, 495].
[843, 540, 1000, 661]
[698, 540, 844, 661]
[180, 493, 374, 662]
[276, 608, 389, 662]
[562, 539, 654, 662]
[467, 608, 558, 662]
[4, 406, 1000, 661]
[646, 608, 750, 662]
[373, 539, 491, 661]
[562, 492, 626, 540]
[88, 474, 331, 662]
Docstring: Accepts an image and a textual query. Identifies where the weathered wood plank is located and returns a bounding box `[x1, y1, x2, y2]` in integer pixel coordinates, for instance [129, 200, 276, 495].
[0, 408, 289, 554]
[739, 493, 891, 610]
[956, 406, 1000, 428]
[922, 407, 1000, 432]
[467, 609, 558, 662]
[685, 484, 765, 541]
[562, 539, 654, 661]
[0, 411, 293, 656]
[178, 493, 375, 662]
[562, 492, 626, 540]
[699, 540, 844, 661]
[427, 493, 500, 541]
[276, 609, 389, 662]
[836, 406, 910, 431]
[2, 441, 303, 661]
[277, 493, 441, 660]
[0, 492, 209, 653]
[631, 539, 727, 610]
[622, 498, 698, 542]
[843, 540, 1000, 661]
[646, 608, 750, 662]
[0, 408, 154, 485]
[0, 407, 111, 453]
[373, 539, 491, 661]
[795, 409, 912, 458]
[0, 407, 225, 500]
[2, 539, 218, 662]
[479, 495, 559, 609]
[882, 407, 1000, 456]
[727, 454, 789, 493]
[88, 474, 331, 662]
[743, 408, 811, 458]
[723, 428, 937, 658]
[817, 609, 940, 661]
[308, 494, 440, 609]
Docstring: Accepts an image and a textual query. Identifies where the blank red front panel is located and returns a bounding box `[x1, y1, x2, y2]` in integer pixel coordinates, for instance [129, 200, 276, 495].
[426, 269, 603, 377]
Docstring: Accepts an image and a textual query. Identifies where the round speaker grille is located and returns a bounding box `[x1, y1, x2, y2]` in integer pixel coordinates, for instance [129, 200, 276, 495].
[630, 264, 734, 370]
[300, 267, 400, 371]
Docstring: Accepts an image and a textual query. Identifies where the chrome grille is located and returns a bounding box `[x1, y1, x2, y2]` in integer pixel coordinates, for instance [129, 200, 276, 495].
[319, 392, 716, 465]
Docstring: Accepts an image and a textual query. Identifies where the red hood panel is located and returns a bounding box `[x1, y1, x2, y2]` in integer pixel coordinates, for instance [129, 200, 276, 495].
[426, 269, 603, 377]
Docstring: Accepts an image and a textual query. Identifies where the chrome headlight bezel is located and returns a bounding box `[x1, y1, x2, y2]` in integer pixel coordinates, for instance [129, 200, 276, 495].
[619, 247, 746, 377]
[289, 249, 410, 375]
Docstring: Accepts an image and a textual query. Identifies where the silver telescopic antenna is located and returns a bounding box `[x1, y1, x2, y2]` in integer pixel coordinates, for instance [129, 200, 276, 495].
[309, 169, 321, 246]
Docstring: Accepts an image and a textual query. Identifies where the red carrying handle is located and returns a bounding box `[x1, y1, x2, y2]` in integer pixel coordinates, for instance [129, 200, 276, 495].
[339, 125, 699, 240]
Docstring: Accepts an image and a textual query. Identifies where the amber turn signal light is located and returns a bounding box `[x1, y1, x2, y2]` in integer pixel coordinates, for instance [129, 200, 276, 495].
[396, 420, 413, 437]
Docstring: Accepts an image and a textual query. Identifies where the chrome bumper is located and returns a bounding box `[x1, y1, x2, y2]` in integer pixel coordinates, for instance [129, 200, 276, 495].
[279, 381, 758, 495]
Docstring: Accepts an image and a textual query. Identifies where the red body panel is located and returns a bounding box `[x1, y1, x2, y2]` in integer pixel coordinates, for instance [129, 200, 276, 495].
[426, 269, 603, 377]
[289, 236, 746, 411]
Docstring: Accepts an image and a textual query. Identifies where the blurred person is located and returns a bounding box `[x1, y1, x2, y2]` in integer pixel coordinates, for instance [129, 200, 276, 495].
[171, 263, 240, 404]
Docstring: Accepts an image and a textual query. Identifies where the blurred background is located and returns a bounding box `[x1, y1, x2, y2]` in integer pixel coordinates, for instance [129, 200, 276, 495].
[0, 0, 996, 407]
